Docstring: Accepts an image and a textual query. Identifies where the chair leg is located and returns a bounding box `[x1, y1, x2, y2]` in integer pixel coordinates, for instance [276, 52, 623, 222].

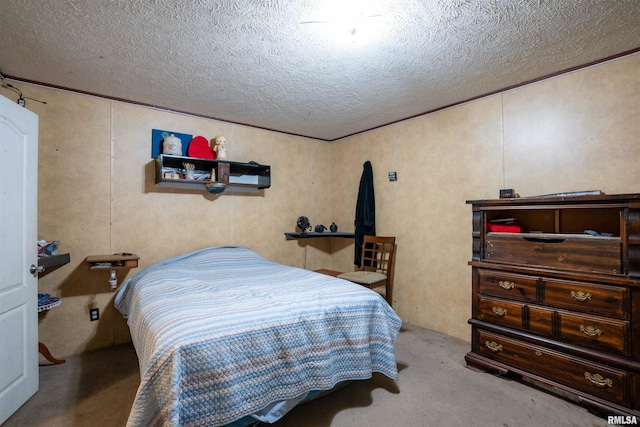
[386, 282, 392, 307]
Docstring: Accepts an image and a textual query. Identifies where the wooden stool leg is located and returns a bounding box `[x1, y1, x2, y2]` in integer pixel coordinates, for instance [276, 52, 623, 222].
[38, 342, 65, 364]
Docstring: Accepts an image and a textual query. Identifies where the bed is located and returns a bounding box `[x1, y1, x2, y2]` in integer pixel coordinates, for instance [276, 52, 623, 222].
[114, 246, 402, 427]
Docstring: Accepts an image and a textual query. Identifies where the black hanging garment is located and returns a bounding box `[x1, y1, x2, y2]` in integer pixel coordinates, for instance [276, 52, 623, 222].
[354, 161, 375, 266]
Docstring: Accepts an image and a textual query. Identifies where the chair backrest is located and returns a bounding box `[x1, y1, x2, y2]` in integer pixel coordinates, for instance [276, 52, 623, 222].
[359, 235, 396, 280]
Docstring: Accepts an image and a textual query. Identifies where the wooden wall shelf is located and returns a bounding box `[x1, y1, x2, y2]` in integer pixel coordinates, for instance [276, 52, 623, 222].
[155, 154, 270, 194]
[285, 232, 354, 240]
[85, 254, 139, 270]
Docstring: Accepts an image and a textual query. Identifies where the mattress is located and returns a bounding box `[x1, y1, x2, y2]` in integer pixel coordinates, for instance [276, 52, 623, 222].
[115, 246, 401, 426]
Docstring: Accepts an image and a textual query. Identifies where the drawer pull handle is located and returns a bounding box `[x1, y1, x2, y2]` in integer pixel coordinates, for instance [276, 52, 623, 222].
[492, 307, 508, 316]
[523, 237, 566, 244]
[499, 280, 515, 290]
[535, 351, 543, 356]
[584, 372, 613, 388]
[579, 325, 602, 337]
[485, 341, 503, 352]
[570, 290, 592, 302]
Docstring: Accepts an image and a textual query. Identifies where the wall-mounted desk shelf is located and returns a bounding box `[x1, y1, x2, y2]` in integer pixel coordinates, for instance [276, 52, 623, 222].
[155, 154, 270, 194]
[285, 232, 354, 240]
[86, 253, 139, 290]
[38, 253, 71, 273]
[86, 254, 139, 270]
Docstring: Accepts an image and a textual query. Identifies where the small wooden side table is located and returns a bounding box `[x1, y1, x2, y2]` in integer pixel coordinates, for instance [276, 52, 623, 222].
[313, 269, 342, 277]
[37, 254, 70, 364]
[38, 294, 64, 363]
[38, 342, 65, 364]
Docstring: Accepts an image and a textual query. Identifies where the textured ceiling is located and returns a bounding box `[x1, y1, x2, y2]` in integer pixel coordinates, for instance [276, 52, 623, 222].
[1, 0, 639, 141]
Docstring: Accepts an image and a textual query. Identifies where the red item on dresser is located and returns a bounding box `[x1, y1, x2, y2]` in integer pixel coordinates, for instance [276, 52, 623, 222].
[487, 223, 522, 233]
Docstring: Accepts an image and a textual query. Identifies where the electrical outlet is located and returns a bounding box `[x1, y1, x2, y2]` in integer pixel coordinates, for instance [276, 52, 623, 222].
[89, 308, 99, 321]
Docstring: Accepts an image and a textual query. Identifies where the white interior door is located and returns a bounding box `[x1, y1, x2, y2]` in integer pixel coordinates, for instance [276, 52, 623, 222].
[0, 94, 39, 424]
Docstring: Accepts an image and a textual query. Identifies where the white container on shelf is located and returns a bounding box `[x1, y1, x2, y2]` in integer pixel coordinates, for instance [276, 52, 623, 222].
[162, 134, 182, 155]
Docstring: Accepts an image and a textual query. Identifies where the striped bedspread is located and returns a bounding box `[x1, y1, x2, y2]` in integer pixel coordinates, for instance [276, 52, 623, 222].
[114, 246, 401, 427]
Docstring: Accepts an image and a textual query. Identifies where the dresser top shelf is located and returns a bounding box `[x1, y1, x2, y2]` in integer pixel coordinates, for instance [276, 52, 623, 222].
[467, 192, 640, 206]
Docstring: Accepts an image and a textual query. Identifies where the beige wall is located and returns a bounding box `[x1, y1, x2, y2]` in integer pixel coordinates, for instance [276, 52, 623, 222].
[331, 52, 640, 341]
[1, 84, 336, 358]
[2, 51, 638, 357]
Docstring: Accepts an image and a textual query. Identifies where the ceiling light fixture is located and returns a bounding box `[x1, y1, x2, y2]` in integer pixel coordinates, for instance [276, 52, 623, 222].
[302, 0, 384, 45]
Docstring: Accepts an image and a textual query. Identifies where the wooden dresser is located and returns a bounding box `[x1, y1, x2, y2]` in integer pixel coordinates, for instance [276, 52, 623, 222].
[466, 193, 640, 417]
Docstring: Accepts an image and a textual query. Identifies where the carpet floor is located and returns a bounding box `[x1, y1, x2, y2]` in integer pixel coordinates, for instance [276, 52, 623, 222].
[3, 323, 610, 426]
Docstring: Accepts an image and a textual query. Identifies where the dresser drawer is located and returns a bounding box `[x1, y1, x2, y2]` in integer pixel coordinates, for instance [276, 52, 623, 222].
[485, 233, 621, 274]
[543, 279, 629, 318]
[476, 330, 631, 407]
[528, 305, 554, 336]
[478, 296, 554, 336]
[557, 310, 630, 356]
[477, 296, 524, 329]
[478, 269, 537, 302]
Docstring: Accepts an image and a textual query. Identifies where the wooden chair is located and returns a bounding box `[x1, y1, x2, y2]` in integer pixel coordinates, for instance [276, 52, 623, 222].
[338, 236, 396, 306]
